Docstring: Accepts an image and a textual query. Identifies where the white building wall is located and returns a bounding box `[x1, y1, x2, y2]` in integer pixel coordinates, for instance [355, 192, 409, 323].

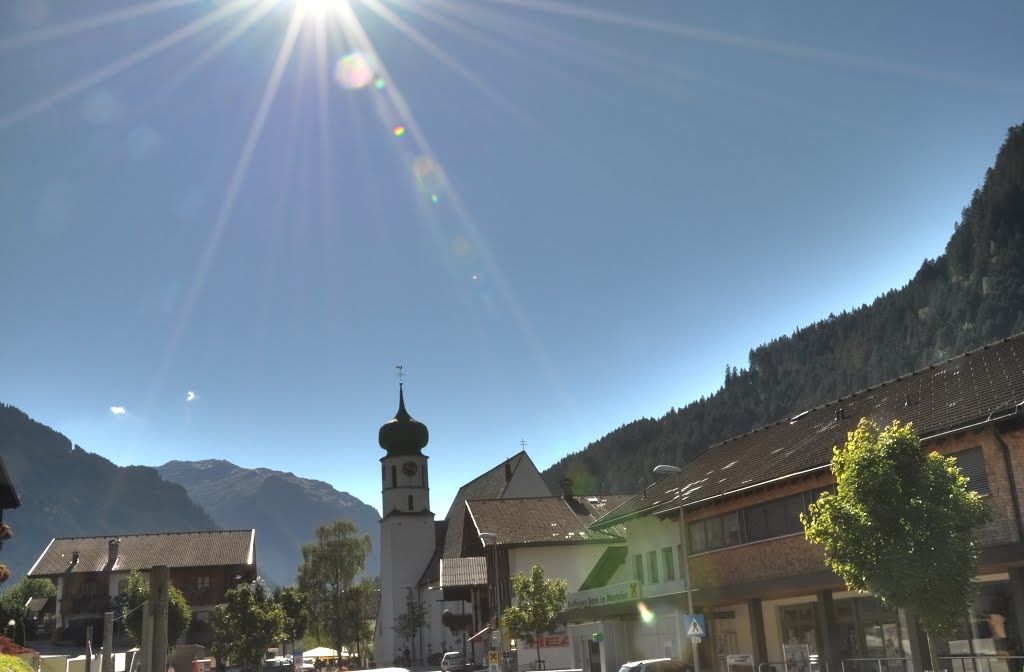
[507, 544, 616, 670]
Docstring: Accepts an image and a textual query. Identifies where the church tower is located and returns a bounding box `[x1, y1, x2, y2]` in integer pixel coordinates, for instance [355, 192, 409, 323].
[375, 383, 436, 665]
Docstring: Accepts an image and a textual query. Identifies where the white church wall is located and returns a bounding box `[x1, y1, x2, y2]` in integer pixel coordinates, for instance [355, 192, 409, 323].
[502, 456, 552, 498]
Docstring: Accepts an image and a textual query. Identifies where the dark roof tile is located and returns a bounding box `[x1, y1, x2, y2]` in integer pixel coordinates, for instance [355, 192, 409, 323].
[27, 529, 255, 576]
[596, 333, 1024, 528]
[466, 495, 631, 546]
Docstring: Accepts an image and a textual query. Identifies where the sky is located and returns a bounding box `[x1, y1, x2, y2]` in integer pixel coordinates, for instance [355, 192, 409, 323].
[1, 0, 1023, 519]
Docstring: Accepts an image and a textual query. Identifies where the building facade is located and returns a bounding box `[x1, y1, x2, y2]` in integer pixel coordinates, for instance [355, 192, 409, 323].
[564, 334, 1024, 672]
[26, 529, 256, 645]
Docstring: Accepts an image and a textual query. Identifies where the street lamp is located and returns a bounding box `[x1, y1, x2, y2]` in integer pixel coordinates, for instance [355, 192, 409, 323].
[654, 464, 700, 672]
[479, 532, 502, 668]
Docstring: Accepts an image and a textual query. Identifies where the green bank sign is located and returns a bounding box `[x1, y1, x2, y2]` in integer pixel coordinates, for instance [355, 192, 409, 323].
[565, 582, 642, 610]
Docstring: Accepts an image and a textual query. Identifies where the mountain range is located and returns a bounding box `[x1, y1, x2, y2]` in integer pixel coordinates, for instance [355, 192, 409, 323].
[157, 459, 380, 586]
[0, 403, 379, 588]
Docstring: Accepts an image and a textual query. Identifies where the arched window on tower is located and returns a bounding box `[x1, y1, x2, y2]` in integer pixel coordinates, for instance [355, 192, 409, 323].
[422, 463, 428, 487]
[408, 494, 414, 511]
[391, 465, 397, 489]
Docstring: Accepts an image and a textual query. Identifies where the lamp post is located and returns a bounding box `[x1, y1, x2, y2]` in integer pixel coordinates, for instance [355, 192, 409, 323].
[479, 532, 502, 668]
[654, 464, 700, 672]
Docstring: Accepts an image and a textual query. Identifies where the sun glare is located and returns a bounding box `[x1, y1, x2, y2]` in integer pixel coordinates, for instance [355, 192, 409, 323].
[294, 0, 344, 18]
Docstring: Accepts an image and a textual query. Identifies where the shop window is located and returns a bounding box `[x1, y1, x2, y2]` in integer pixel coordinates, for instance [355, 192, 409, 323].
[662, 547, 675, 581]
[950, 447, 990, 495]
[648, 551, 659, 583]
[634, 554, 645, 585]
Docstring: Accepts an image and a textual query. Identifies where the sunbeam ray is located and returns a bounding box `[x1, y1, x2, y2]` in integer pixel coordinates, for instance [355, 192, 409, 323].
[0, 0, 251, 131]
[333, 0, 579, 418]
[156, 9, 305, 390]
[0, 0, 204, 50]
[143, 0, 278, 112]
[360, 0, 543, 133]
[494, 0, 1024, 94]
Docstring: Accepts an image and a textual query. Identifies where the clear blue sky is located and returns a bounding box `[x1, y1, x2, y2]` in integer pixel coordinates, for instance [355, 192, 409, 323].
[2, 0, 1022, 518]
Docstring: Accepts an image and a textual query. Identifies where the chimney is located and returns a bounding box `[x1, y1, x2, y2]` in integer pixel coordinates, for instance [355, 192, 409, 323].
[560, 478, 575, 501]
[504, 460, 512, 483]
[71, 551, 80, 566]
[108, 538, 120, 565]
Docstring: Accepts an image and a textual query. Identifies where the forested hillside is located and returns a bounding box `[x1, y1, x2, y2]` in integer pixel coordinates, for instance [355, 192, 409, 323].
[0, 404, 218, 581]
[543, 123, 1024, 494]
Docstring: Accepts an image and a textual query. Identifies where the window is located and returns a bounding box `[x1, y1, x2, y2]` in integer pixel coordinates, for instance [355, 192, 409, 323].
[689, 521, 707, 553]
[197, 576, 210, 592]
[662, 547, 675, 581]
[118, 579, 128, 595]
[722, 512, 741, 546]
[408, 494, 414, 510]
[634, 554, 645, 584]
[648, 550, 659, 583]
[744, 493, 804, 542]
[391, 465, 397, 489]
[422, 463, 428, 487]
[951, 447, 990, 495]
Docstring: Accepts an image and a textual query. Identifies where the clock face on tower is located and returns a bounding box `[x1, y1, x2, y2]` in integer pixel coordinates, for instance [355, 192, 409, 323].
[402, 461, 419, 477]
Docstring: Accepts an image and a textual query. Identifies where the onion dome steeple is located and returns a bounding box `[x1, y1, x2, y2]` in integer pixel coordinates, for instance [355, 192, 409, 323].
[378, 383, 429, 456]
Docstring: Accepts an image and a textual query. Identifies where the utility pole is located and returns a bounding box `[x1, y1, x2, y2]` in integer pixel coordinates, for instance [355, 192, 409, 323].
[86, 625, 95, 672]
[103, 612, 114, 672]
[151, 566, 170, 672]
[141, 595, 153, 672]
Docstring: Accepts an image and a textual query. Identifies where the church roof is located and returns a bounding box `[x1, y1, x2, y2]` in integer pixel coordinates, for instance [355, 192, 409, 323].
[465, 494, 630, 546]
[594, 331, 1024, 529]
[441, 451, 546, 557]
[439, 556, 488, 587]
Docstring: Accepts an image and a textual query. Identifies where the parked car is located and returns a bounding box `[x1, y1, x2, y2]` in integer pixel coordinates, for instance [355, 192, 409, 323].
[441, 652, 474, 672]
[619, 659, 694, 672]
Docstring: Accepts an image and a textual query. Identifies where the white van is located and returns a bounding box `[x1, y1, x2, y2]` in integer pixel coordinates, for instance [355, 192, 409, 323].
[441, 652, 468, 672]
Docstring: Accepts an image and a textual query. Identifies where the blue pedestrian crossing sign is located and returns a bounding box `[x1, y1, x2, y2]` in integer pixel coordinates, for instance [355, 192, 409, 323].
[684, 614, 706, 637]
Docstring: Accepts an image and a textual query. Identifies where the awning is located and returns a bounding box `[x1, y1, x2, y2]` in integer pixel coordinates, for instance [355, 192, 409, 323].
[467, 625, 492, 643]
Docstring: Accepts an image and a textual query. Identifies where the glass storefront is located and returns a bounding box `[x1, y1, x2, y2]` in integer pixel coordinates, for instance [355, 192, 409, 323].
[935, 581, 1021, 672]
[834, 597, 911, 672]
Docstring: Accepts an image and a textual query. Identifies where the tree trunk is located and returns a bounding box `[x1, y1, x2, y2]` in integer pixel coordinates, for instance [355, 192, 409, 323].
[925, 629, 940, 672]
[536, 634, 543, 669]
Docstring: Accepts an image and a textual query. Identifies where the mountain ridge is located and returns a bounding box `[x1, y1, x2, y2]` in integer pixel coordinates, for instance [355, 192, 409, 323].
[543, 122, 1024, 494]
[157, 459, 381, 587]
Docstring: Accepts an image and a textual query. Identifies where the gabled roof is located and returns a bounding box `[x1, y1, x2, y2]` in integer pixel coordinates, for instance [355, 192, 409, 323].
[27, 529, 255, 576]
[466, 494, 631, 546]
[440, 556, 488, 588]
[416, 520, 448, 587]
[595, 332, 1024, 529]
[0, 456, 20, 510]
[441, 452, 544, 557]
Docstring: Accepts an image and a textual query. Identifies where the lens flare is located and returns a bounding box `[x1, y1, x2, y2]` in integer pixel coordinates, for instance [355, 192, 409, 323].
[412, 155, 445, 201]
[334, 52, 375, 90]
[637, 601, 655, 624]
[374, 78, 386, 90]
[393, 125, 406, 136]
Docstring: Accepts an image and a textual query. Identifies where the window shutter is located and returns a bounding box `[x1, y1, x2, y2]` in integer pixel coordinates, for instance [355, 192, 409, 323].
[951, 447, 990, 495]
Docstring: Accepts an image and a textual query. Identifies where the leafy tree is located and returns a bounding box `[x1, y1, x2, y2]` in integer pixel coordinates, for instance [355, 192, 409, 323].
[0, 577, 56, 644]
[393, 586, 427, 666]
[273, 587, 308, 655]
[501, 565, 568, 669]
[802, 419, 991, 668]
[296, 520, 372, 660]
[340, 579, 377, 664]
[211, 579, 285, 671]
[115, 570, 192, 650]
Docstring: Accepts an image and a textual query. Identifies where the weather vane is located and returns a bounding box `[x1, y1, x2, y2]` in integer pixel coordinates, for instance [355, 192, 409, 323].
[395, 364, 406, 385]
